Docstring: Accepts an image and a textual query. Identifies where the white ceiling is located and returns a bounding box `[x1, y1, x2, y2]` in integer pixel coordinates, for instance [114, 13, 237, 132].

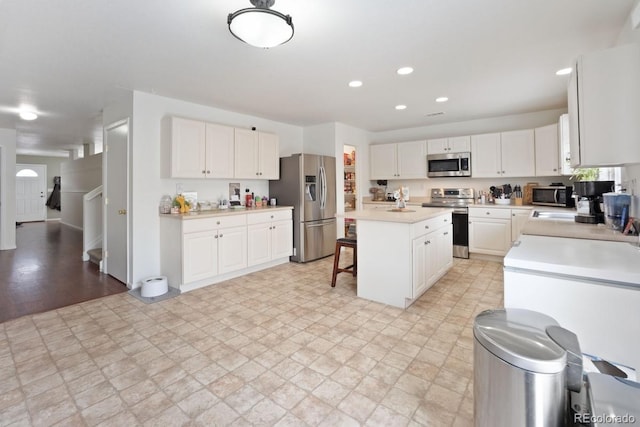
[0, 0, 636, 156]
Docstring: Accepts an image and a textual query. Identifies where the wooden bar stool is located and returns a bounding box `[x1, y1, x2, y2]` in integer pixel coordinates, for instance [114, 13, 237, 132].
[331, 238, 357, 287]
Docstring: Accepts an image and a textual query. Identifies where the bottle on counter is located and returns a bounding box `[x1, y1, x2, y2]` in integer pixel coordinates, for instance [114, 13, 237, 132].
[245, 189, 252, 207]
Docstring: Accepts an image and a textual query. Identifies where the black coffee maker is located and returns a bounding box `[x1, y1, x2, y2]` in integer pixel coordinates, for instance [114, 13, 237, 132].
[572, 181, 614, 224]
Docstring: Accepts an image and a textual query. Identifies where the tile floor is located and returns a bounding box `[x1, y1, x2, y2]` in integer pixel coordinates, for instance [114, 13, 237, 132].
[0, 254, 504, 426]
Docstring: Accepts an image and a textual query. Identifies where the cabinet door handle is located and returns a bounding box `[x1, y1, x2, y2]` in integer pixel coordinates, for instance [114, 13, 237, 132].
[217, 221, 220, 225]
[443, 231, 449, 235]
[219, 234, 223, 238]
[486, 212, 490, 215]
[202, 170, 206, 174]
[427, 240, 431, 244]
[207, 170, 211, 174]
[425, 225, 429, 229]
[215, 234, 219, 239]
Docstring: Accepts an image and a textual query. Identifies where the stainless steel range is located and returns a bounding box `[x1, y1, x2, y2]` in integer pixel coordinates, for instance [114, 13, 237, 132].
[422, 188, 475, 259]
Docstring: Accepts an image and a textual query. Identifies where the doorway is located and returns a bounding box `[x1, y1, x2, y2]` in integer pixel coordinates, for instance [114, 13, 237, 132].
[16, 163, 47, 222]
[104, 119, 130, 286]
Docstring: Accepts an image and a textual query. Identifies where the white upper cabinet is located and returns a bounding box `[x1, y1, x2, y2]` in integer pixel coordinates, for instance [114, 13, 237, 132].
[470, 133, 501, 178]
[569, 43, 640, 167]
[501, 129, 535, 177]
[559, 114, 573, 176]
[534, 123, 560, 176]
[165, 116, 277, 179]
[471, 130, 535, 178]
[427, 136, 471, 154]
[168, 117, 235, 179]
[370, 140, 426, 179]
[206, 123, 235, 178]
[234, 129, 280, 179]
[169, 117, 207, 178]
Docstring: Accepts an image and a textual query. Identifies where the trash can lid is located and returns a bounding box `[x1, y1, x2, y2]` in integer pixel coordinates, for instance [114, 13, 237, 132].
[474, 308, 567, 373]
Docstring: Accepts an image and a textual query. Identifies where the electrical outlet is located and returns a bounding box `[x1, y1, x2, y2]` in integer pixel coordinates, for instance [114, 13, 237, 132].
[176, 183, 183, 194]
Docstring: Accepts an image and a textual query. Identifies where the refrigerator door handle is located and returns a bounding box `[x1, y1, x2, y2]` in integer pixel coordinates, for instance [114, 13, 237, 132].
[320, 165, 327, 209]
[306, 222, 330, 228]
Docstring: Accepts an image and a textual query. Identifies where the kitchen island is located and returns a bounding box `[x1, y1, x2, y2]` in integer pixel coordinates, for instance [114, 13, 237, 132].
[341, 207, 453, 308]
[504, 234, 640, 370]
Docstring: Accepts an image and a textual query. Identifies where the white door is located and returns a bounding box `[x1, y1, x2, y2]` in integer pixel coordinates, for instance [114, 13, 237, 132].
[104, 119, 129, 285]
[16, 164, 46, 222]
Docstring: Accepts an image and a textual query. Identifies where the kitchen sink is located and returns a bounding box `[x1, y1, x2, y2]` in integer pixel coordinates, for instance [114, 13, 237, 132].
[532, 210, 575, 221]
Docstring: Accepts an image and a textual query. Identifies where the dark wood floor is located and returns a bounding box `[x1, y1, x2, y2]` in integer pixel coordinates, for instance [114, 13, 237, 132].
[0, 221, 127, 323]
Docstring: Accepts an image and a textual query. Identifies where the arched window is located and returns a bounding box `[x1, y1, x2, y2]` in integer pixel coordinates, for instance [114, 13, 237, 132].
[16, 168, 38, 177]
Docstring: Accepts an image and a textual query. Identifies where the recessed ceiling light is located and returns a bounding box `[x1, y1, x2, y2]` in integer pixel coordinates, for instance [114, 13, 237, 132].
[348, 80, 363, 88]
[435, 97, 449, 103]
[19, 110, 38, 120]
[395, 105, 407, 110]
[397, 67, 414, 75]
[556, 68, 572, 76]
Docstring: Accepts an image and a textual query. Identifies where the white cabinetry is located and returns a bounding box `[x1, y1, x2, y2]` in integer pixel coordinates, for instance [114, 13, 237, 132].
[471, 130, 535, 178]
[182, 215, 247, 284]
[534, 124, 560, 176]
[234, 129, 280, 179]
[468, 207, 512, 256]
[370, 140, 426, 179]
[500, 129, 535, 177]
[167, 117, 235, 178]
[569, 43, 640, 167]
[510, 209, 531, 242]
[427, 136, 471, 154]
[412, 215, 453, 298]
[160, 208, 293, 292]
[559, 114, 573, 175]
[247, 210, 292, 266]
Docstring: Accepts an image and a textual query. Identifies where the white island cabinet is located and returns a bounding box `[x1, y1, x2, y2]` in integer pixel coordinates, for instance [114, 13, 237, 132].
[342, 208, 453, 308]
[160, 207, 292, 292]
[504, 235, 640, 371]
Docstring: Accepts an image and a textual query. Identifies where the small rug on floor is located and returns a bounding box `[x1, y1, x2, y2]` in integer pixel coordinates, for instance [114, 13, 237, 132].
[128, 287, 181, 304]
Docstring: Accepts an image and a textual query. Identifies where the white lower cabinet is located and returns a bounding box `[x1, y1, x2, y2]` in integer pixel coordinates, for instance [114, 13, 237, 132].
[247, 210, 293, 266]
[182, 216, 247, 283]
[468, 207, 512, 256]
[160, 208, 292, 292]
[412, 215, 452, 298]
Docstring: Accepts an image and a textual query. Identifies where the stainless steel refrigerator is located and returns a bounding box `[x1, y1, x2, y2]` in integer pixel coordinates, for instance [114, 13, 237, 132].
[269, 154, 337, 262]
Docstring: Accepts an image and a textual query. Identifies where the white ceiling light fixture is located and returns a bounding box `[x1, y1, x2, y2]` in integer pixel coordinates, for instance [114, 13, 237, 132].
[228, 0, 294, 49]
[395, 105, 407, 110]
[556, 68, 572, 76]
[435, 97, 449, 103]
[19, 110, 38, 121]
[348, 80, 363, 88]
[397, 67, 414, 75]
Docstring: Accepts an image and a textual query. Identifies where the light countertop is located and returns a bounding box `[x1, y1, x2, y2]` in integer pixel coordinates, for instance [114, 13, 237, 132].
[160, 205, 293, 220]
[521, 206, 638, 243]
[341, 207, 452, 224]
[505, 234, 640, 286]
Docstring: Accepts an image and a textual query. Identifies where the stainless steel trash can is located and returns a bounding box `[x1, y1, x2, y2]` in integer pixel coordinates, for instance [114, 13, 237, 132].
[474, 309, 568, 427]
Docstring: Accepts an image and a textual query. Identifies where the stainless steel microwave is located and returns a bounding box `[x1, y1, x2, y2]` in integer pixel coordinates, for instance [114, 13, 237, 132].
[532, 186, 575, 207]
[427, 152, 471, 177]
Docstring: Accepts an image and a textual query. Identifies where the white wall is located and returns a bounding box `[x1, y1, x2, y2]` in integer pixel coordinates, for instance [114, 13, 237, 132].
[60, 154, 102, 229]
[129, 91, 303, 288]
[0, 128, 17, 250]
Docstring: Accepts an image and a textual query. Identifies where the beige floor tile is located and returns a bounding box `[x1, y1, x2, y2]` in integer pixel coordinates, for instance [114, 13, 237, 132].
[1, 257, 503, 425]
